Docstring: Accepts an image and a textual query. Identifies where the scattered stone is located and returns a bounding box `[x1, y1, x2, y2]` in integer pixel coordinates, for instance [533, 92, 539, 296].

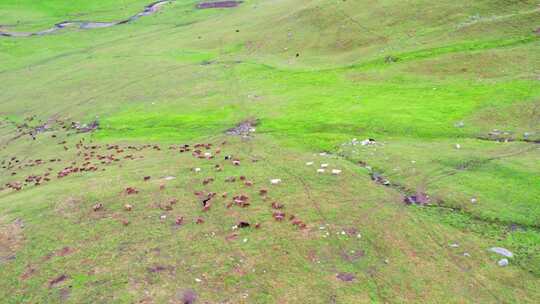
[498, 258, 509, 267]
[360, 138, 376, 146]
[336, 272, 355, 282]
[489, 247, 513, 258]
[403, 192, 429, 205]
[370, 172, 390, 186]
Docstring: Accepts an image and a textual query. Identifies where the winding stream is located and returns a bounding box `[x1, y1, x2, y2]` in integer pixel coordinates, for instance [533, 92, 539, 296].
[0, 0, 173, 37]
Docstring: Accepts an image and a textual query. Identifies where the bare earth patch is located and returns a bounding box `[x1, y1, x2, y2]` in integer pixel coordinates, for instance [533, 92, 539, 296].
[0, 217, 24, 264]
[197, 1, 242, 9]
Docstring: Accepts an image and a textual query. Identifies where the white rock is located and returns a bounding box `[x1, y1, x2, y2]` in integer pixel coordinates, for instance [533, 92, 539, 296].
[331, 169, 342, 175]
[361, 139, 376, 146]
[498, 258, 509, 267]
[489, 247, 513, 258]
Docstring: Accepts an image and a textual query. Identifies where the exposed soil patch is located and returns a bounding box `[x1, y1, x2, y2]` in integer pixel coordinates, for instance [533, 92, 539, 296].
[336, 272, 356, 282]
[59, 287, 71, 302]
[55, 246, 76, 257]
[226, 118, 258, 137]
[49, 274, 69, 288]
[197, 1, 242, 9]
[341, 249, 365, 262]
[147, 264, 174, 274]
[20, 265, 37, 280]
[0, 0, 172, 37]
[477, 129, 515, 143]
[71, 120, 99, 133]
[403, 192, 429, 205]
[0, 218, 24, 264]
[179, 289, 197, 304]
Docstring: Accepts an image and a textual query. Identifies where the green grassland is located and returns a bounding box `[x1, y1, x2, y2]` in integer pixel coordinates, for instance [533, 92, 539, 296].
[1, 0, 539, 302]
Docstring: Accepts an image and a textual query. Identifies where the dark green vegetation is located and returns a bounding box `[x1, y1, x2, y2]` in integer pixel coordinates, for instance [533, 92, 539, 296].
[1, 0, 539, 302]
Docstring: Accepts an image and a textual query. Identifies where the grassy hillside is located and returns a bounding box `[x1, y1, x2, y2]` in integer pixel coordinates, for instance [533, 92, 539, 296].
[1, 0, 539, 302]
[0, 0, 152, 31]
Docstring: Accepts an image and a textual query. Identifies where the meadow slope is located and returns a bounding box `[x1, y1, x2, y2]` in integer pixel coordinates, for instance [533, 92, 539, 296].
[0, 0, 539, 303]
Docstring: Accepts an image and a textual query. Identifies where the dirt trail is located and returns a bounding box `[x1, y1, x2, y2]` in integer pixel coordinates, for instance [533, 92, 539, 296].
[0, 0, 172, 38]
